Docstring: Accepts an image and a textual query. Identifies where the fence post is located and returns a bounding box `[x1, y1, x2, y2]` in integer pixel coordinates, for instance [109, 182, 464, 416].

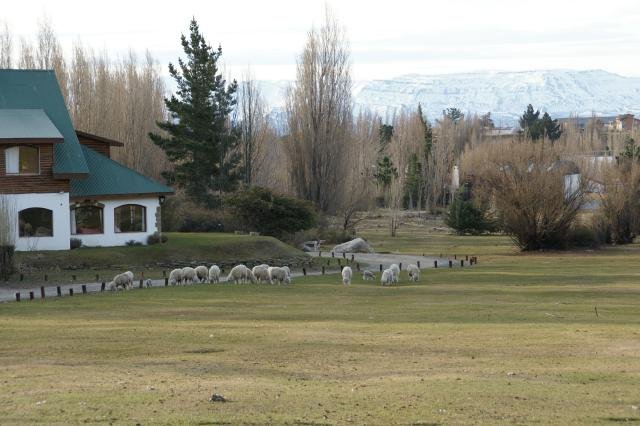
[379, 264, 383, 272]
[44, 274, 48, 282]
[29, 291, 34, 301]
[69, 288, 74, 296]
[417, 261, 420, 268]
[164, 277, 169, 286]
[162, 270, 166, 278]
[338, 259, 341, 267]
[82, 285, 87, 294]
[322, 266, 325, 275]
[449, 260, 453, 268]
[40, 286, 45, 299]
[139, 279, 143, 289]
[331, 252, 335, 258]
[15, 292, 20, 302]
[327, 259, 330, 266]
[303, 267, 307, 276]
[465, 255, 469, 261]
[460, 260, 464, 267]
[434, 260, 438, 268]
[454, 255, 457, 260]
[399, 262, 402, 270]
[57, 286, 62, 297]
[342, 252, 346, 259]
[101, 282, 106, 292]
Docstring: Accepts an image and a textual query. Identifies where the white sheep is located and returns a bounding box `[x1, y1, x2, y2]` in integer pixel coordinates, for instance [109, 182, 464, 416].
[381, 268, 394, 286]
[144, 278, 152, 288]
[208, 265, 221, 283]
[268, 266, 290, 284]
[227, 264, 255, 284]
[124, 271, 134, 282]
[252, 265, 271, 283]
[107, 272, 131, 291]
[342, 266, 353, 285]
[194, 265, 209, 283]
[407, 264, 420, 282]
[362, 270, 375, 280]
[389, 263, 400, 283]
[169, 268, 183, 286]
[182, 267, 197, 284]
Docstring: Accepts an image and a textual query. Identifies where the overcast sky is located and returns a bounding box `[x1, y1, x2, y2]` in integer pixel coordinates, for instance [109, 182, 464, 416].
[2, 0, 640, 81]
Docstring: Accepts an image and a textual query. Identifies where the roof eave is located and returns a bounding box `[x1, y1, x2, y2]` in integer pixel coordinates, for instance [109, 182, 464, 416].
[0, 137, 64, 145]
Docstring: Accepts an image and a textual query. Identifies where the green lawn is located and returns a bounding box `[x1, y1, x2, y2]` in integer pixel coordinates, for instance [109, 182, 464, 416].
[8, 232, 308, 286]
[1, 243, 640, 424]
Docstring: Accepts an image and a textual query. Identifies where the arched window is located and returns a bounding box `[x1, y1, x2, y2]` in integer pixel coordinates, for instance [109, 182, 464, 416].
[19, 208, 53, 237]
[114, 204, 146, 233]
[71, 202, 104, 234]
[5, 146, 39, 175]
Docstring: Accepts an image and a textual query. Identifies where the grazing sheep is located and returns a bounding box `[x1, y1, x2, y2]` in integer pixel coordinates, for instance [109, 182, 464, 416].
[389, 263, 400, 283]
[107, 272, 132, 291]
[342, 266, 353, 285]
[407, 264, 420, 282]
[381, 268, 394, 286]
[194, 265, 209, 283]
[169, 268, 183, 286]
[267, 266, 289, 284]
[252, 265, 271, 283]
[182, 267, 197, 284]
[227, 264, 255, 284]
[362, 270, 375, 281]
[208, 265, 221, 283]
[124, 271, 134, 282]
[144, 278, 152, 288]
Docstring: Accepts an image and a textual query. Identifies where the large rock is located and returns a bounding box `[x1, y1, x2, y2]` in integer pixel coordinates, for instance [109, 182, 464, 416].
[332, 238, 374, 254]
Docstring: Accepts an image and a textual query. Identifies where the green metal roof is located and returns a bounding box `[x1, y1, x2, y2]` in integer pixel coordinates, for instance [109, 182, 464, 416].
[70, 145, 174, 197]
[0, 70, 88, 175]
[0, 109, 63, 140]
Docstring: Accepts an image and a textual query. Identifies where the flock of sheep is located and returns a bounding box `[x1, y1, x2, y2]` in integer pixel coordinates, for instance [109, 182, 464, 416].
[107, 262, 422, 291]
[107, 264, 293, 290]
[342, 262, 420, 285]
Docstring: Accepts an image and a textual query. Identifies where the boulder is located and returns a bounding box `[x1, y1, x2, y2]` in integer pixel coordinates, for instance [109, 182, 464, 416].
[332, 238, 374, 254]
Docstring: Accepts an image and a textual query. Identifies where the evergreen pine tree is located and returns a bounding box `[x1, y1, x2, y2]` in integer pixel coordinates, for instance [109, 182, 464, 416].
[149, 19, 240, 206]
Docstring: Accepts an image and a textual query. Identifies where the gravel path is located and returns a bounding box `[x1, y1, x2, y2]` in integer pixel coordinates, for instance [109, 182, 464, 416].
[0, 252, 469, 303]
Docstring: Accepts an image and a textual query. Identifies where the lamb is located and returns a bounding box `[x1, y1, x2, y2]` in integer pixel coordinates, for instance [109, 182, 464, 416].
[182, 267, 197, 284]
[169, 268, 183, 286]
[389, 263, 400, 283]
[381, 268, 394, 286]
[208, 265, 221, 283]
[281, 265, 292, 283]
[107, 272, 132, 291]
[194, 265, 209, 283]
[144, 278, 153, 288]
[124, 271, 134, 282]
[407, 264, 420, 282]
[342, 266, 353, 285]
[362, 270, 375, 280]
[267, 266, 290, 284]
[252, 264, 271, 283]
[227, 264, 255, 284]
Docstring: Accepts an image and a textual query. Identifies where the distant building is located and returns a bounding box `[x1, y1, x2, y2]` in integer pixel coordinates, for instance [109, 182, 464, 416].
[611, 114, 640, 132]
[0, 70, 173, 251]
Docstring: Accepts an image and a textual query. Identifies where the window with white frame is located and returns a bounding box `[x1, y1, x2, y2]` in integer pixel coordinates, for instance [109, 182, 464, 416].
[5, 146, 39, 175]
[114, 204, 146, 233]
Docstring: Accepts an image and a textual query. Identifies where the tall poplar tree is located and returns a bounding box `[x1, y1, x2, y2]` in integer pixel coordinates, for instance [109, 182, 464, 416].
[150, 19, 240, 205]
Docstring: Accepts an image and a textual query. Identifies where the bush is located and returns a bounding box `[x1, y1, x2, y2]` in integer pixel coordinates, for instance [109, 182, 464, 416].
[147, 232, 168, 245]
[567, 225, 600, 248]
[445, 187, 496, 235]
[125, 240, 143, 247]
[0, 245, 15, 281]
[70, 238, 82, 249]
[225, 187, 317, 237]
[161, 194, 240, 232]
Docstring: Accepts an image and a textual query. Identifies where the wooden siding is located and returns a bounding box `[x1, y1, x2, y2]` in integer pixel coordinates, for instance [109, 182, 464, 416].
[0, 144, 70, 193]
[77, 136, 111, 158]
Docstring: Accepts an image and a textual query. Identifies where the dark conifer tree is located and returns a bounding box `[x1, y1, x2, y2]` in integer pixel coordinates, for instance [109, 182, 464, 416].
[150, 19, 240, 205]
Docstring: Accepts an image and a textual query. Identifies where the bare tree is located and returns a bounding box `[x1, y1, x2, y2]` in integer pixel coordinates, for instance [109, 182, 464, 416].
[0, 195, 17, 280]
[285, 8, 352, 212]
[18, 37, 36, 69]
[0, 21, 12, 68]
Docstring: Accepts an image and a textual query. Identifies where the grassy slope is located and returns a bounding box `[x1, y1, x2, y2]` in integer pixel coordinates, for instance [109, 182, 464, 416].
[1, 238, 640, 424]
[8, 232, 307, 286]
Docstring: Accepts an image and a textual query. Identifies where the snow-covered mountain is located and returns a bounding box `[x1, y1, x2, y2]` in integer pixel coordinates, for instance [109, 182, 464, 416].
[256, 69, 640, 128]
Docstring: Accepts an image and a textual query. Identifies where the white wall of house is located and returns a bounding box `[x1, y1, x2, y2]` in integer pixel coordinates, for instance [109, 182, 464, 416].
[73, 196, 160, 247]
[5, 192, 71, 251]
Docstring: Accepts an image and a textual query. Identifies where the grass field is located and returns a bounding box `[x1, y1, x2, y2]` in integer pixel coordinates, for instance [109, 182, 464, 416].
[7, 232, 307, 287]
[1, 234, 640, 424]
